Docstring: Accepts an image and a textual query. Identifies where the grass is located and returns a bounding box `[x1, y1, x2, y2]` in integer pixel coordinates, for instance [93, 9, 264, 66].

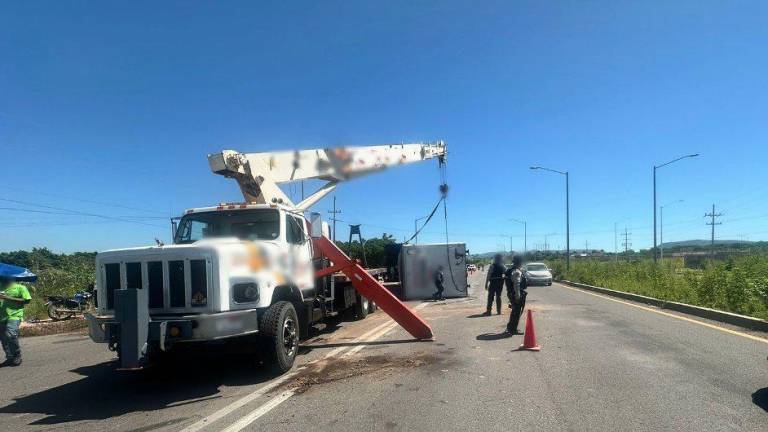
[548, 256, 768, 321]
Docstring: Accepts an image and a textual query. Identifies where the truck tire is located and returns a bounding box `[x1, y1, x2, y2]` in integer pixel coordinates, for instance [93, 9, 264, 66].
[259, 301, 299, 373]
[368, 300, 378, 314]
[354, 294, 369, 320]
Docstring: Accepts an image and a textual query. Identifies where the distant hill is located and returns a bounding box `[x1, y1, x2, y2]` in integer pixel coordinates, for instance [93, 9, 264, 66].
[473, 251, 506, 259]
[660, 239, 755, 248]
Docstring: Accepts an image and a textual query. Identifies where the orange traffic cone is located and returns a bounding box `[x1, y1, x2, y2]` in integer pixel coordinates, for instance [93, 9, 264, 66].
[519, 309, 541, 351]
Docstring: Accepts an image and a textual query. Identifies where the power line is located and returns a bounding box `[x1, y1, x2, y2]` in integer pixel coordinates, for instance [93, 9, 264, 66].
[0, 207, 165, 219]
[5, 187, 165, 215]
[0, 198, 166, 229]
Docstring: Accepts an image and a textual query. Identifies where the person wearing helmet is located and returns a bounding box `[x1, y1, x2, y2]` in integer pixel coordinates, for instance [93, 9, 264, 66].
[483, 254, 506, 316]
[505, 255, 528, 334]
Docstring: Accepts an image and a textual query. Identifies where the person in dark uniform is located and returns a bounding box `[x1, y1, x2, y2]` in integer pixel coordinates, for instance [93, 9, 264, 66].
[505, 255, 528, 334]
[432, 266, 445, 301]
[484, 254, 505, 315]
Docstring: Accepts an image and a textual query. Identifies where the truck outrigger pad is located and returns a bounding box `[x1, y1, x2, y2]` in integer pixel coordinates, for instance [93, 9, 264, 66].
[312, 235, 434, 340]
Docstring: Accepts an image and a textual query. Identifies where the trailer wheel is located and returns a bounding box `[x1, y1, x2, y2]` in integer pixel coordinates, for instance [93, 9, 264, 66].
[354, 294, 369, 320]
[260, 301, 299, 373]
[368, 300, 377, 314]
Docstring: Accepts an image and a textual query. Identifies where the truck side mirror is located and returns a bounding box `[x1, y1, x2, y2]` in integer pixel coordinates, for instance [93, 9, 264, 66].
[310, 212, 324, 238]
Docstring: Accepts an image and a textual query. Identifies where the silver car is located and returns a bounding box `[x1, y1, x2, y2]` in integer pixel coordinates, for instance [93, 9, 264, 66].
[524, 262, 553, 286]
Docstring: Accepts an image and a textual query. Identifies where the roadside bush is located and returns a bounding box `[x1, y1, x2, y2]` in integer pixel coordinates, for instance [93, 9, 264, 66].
[549, 256, 768, 320]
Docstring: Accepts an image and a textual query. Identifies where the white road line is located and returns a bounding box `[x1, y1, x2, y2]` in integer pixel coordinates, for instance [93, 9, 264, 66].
[219, 391, 295, 432]
[179, 371, 300, 432]
[180, 302, 430, 432]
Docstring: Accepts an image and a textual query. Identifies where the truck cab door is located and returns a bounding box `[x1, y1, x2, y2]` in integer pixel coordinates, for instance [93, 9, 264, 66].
[286, 214, 314, 296]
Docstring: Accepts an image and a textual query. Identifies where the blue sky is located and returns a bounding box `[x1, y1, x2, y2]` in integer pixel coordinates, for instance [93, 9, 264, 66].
[2, 1, 767, 254]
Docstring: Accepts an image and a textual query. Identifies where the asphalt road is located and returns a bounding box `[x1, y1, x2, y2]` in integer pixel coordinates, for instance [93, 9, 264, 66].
[1, 271, 767, 431]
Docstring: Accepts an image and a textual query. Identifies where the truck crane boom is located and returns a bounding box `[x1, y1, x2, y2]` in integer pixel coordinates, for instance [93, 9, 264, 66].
[208, 141, 446, 211]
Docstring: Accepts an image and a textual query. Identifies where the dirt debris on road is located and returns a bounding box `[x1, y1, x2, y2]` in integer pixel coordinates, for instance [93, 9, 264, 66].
[282, 352, 450, 395]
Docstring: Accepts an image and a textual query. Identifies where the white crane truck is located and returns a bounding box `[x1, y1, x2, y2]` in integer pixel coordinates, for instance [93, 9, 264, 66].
[86, 142, 444, 372]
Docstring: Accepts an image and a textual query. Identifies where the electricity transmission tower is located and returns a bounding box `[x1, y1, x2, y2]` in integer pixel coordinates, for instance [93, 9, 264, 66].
[327, 195, 342, 241]
[621, 228, 632, 259]
[705, 204, 723, 258]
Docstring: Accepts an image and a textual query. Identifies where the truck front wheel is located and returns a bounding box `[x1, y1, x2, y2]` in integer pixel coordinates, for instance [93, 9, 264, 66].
[260, 301, 299, 373]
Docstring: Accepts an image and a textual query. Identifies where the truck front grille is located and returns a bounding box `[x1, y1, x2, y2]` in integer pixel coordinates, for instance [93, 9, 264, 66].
[101, 258, 210, 312]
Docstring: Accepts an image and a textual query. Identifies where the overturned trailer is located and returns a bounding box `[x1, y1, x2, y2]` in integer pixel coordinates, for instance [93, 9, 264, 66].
[399, 243, 468, 300]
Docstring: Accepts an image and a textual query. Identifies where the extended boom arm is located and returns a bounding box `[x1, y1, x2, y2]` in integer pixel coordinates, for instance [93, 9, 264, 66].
[208, 141, 446, 211]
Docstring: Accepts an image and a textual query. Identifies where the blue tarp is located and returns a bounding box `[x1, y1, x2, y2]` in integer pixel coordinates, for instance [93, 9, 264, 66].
[0, 263, 38, 282]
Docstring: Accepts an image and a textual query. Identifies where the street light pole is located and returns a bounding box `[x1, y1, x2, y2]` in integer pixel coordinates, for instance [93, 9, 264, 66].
[509, 218, 527, 254]
[653, 165, 658, 262]
[414, 215, 428, 244]
[530, 166, 570, 271]
[653, 154, 699, 263]
[566, 171, 570, 270]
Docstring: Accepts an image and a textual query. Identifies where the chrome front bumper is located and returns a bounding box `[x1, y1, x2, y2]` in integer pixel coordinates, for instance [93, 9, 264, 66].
[86, 308, 261, 345]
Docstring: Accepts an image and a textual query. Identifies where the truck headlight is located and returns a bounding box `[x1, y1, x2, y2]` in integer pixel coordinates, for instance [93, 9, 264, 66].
[233, 282, 259, 303]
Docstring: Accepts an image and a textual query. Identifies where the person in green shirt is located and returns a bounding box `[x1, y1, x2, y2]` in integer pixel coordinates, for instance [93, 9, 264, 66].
[0, 276, 32, 366]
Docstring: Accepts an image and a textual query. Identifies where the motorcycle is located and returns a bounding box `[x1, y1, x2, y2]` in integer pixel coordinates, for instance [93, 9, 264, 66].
[45, 289, 94, 321]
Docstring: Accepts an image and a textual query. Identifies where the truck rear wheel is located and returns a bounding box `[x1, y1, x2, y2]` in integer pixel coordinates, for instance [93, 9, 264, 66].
[354, 294, 369, 320]
[260, 301, 299, 373]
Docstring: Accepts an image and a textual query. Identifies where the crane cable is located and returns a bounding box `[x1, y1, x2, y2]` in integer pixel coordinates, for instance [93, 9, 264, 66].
[402, 196, 444, 245]
[438, 156, 467, 294]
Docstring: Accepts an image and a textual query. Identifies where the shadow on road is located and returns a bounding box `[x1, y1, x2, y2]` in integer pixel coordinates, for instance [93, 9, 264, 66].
[0, 353, 277, 426]
[476, 332, 511, 341]
[753, 387, 768, 412]
[466, 313, 491, 319]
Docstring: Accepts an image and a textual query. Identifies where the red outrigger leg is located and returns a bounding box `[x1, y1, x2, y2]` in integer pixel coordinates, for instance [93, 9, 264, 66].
[312, 235, 434, 340]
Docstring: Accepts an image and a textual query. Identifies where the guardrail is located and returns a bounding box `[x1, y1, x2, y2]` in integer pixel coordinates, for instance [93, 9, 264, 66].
[557, 279, 768, 333]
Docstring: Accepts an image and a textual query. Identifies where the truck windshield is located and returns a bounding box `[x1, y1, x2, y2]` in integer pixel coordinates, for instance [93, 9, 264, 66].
[174, 209, 280, 244]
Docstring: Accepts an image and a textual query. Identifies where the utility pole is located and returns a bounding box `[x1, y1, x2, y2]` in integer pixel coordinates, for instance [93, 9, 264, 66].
[509, 236, 514, 254]
[622, 228, 632, 259]
[585, 240, 589, 253]
[705, 204, 723, 258]
[614, 222, 618, 262]
[327, 195, 342, 242]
